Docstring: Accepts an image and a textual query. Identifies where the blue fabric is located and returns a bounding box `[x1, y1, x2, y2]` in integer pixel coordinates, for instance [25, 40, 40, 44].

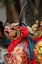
[34, 40, 36, 44]
[22, 21, 34, 59]
[28, 35, 34, 59]
[23, 23, 27, 26]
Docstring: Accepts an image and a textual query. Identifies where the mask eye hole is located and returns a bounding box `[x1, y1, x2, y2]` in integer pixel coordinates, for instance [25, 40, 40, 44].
[5, 31, 9, 34]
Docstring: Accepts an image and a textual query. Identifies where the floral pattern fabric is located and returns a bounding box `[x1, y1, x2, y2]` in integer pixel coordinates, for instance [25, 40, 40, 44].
[8, 42, 29, 64]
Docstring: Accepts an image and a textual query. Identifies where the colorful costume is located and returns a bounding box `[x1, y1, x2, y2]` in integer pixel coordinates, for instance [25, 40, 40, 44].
[8, 40, 29, 64]
[4, 23, 37, 64]
[8, 26, 29, 64]
[28, 21, 42, 64]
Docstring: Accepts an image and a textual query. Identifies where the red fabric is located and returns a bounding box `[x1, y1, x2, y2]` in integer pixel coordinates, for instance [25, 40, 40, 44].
[8, 26, 37, 64]
[8, 26, 29, 57]
[21, 26, 29, 37]
[8, 26, 28, 52]
[8, 37, 22, 55]
[34, 36, 42, 42]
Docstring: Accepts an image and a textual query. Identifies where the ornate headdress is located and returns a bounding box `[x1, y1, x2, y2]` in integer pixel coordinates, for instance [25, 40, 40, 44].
[4, 22, 21, 40]
[27, 21, 42, 39]
[4, 22, 29, 40]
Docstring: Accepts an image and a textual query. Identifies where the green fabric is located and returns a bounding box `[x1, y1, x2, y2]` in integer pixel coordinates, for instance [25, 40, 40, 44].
[1, 35, 11, 44]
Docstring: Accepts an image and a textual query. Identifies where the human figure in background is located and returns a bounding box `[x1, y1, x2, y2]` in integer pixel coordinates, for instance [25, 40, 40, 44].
[0, 22, 11, 48]
[4, 53, 9, 64]
[0, 26, 4, 42]
[0, 21, 3, 27]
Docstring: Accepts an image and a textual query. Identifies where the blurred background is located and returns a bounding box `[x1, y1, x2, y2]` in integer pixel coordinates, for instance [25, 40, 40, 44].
[0, 0, 42, 26]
